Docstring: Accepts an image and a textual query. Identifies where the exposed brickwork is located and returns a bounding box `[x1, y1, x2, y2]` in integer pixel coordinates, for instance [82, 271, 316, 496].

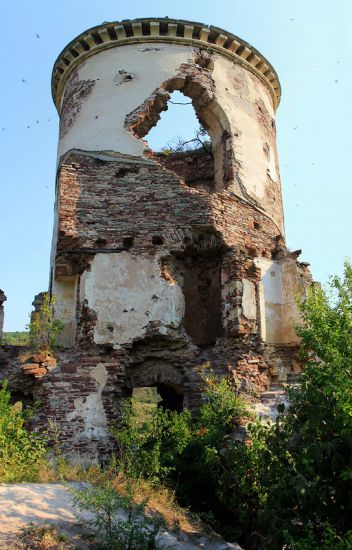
[60, 71, 96, 139]
[56, 151, 282, 260]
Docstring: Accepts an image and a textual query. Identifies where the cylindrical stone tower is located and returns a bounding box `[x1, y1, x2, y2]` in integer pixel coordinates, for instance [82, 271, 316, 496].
[44, 18, 311, 460]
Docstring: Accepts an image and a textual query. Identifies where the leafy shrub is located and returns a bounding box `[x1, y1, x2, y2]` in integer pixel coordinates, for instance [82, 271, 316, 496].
[115, 400, 192, 481]
[28, 292, 63, 352]
[69, 479, 164, 549]
[0, 380, 47, 482]
[215, 261, 352, 548]
[115, 375, 250, 533]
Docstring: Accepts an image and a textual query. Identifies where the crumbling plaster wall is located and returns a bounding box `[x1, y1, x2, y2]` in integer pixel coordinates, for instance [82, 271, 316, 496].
[80, 252, 184, 346]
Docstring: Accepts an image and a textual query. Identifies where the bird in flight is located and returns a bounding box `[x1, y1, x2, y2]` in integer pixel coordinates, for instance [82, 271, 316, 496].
[36, 33, 40, 38]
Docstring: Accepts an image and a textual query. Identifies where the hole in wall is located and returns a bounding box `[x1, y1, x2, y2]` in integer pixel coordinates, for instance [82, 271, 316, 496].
[194, 53, 214, 70]
[152, 235, 163, 245]
[144, 91, 215, 193]
[9, 391, 35, 410]
[96, 238, 107, 247]
[131, 384, 184, 426]
[183, 254, 223, 347]
[123, 236, 134, 249]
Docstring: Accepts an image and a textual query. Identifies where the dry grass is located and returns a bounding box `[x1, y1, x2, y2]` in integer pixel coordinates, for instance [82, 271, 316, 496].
[9, 523, 70, 550]
[40, 458, 205, 535]
[109, 471, 204, 536]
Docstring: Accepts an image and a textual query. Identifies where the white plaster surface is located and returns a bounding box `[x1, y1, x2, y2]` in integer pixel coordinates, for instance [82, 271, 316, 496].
[67, 364, 108, 439]
[255, 257, 304, 344]
[212, 59, 279, 204]
[58, 44, 194, 159]
[81, 252, 184, 346]
[242, 279, 257, 319]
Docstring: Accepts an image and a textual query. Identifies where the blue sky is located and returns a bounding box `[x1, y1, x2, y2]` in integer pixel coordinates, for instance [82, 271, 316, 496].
[1, 0, 351, 331]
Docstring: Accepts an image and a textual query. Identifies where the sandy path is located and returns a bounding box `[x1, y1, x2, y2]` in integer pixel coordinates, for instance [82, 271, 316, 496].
[0, 483, 86, 546]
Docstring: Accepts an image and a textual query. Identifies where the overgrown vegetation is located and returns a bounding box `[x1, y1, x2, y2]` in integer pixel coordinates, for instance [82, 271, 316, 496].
[69, 480, 164, 549]
[0, 381, 47, 482]
[131, 387, 159, 427]
[1, 331, 29, 346]
[114, 261, 352, 548]
[28, 292, 64, 352]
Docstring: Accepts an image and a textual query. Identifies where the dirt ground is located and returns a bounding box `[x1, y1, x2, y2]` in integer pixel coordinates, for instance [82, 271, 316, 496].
[0, 484, 89, 548]
[0, 483, 242, 549]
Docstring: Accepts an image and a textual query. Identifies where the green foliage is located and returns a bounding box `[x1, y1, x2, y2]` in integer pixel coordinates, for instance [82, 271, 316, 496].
[115, 376, 250, 534]
[216, 260, 352, 548]
[0, 380, 47, 482]
[28, 292, 64, 352]
[69, 480, 164, 549]
[115, 400, 192, 481]
[1, 331, 29, 346]
[283, 524, 352, 549]
[131, 387, 159, 428]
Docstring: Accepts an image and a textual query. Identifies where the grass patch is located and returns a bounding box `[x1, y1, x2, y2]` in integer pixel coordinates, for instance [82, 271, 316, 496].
[2, 331, 29, 346]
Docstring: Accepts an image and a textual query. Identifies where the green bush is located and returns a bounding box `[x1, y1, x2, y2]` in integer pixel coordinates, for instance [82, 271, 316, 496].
[69, 479, 164, 549]
[115, 400, 192, 481]
[28, 292, 64, 352]
[216, 261, 352, 548]
[0, 380, 47, 482]
[115, 375, 250, 534]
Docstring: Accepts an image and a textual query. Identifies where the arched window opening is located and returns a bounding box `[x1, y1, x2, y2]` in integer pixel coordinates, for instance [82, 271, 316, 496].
[131, 383, 184, 426]
[144, 91, 215, 193]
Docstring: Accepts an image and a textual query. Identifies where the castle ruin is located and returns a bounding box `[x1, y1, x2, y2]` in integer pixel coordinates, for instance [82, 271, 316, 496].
[1, 18, 312, 461]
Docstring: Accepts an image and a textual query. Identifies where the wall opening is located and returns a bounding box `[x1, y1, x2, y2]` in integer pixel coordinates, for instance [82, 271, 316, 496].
[183, 253, 223, 346]
[131, 383, 184, 426]
[145, 91, 215, 193]
[126, 61, 234, 192]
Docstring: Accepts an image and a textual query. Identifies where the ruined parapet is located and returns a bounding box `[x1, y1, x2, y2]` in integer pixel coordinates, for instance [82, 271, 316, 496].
[37, 18, 314, 460]
[0, 290, 6, 339]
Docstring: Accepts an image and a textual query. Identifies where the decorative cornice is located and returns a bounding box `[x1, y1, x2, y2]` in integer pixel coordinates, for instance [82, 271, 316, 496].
[52, 18, 281, 112]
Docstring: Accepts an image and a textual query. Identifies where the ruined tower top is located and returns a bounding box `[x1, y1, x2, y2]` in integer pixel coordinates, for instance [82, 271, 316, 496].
[52, 17, 281, 112]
